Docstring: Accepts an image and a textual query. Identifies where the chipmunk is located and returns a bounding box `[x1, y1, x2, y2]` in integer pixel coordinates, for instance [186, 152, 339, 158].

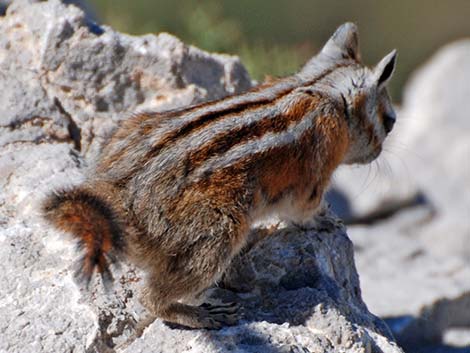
[42, 23, 397, 329]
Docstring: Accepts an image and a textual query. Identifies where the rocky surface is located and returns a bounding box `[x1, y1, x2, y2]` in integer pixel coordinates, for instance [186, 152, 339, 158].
[119, 217, 401, 353]
[0, 1, 402, 353]
[329, 41, 470, 352]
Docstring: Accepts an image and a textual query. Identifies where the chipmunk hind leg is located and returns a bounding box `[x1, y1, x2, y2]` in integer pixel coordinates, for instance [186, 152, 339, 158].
[140, 298, 239, 330]
[140, 209, 247, 329]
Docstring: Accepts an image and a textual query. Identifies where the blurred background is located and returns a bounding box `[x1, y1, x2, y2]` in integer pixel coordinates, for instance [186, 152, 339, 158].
[90, 0, 470, 101]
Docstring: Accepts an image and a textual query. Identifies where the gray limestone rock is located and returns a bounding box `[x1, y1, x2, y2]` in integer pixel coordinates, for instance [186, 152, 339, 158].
[0, 1, 402, 352]
[0, 0, 251, 158]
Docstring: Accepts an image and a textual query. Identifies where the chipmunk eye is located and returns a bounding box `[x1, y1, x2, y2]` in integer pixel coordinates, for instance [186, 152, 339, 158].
[383, 112, 396, 134]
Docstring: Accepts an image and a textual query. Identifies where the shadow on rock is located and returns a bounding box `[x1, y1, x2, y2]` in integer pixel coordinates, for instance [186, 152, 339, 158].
[385, 293, 470, 353]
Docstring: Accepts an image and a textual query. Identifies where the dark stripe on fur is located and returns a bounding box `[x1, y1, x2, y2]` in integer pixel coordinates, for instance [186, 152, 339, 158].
[185, 93, 323, 175]
[150, 63, 346, 154]
[104, 62, 349, 186]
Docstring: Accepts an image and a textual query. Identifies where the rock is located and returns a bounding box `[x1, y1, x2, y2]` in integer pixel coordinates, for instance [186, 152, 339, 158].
[0, 0, 251, 159]
[348, 212, 470, 350]
[330, 41, 470, 351]
[0, 1, 402, 352]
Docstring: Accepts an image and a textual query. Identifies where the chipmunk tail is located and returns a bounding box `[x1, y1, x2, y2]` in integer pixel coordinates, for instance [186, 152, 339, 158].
[42, 187, 126, 290]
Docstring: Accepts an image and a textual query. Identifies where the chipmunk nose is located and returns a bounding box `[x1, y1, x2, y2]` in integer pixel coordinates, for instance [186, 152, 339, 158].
[383, 113, 396, 134]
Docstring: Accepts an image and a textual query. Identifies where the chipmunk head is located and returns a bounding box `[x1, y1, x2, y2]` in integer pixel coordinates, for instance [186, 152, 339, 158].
[300, 23, 397, 164]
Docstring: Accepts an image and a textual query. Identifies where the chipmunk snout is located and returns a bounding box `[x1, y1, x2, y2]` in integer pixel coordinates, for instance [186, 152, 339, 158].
[383, 112, 396, 134]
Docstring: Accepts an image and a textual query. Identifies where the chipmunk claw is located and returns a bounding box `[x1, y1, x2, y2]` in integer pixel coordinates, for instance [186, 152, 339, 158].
[198, 302, 241, 329]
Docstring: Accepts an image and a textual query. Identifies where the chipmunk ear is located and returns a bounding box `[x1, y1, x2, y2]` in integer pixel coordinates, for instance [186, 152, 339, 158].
[373, 50, 397, 88]
[320, 22, 360, 61]
[299, 23, 360, 78]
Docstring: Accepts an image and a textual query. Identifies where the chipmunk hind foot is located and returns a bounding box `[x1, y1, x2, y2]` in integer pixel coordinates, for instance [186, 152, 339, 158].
[141, 298, 241, 330]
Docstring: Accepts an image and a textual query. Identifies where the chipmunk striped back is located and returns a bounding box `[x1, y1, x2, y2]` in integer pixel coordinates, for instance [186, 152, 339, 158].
[93, 23, 396, 225]
[43, 23, 397, 329]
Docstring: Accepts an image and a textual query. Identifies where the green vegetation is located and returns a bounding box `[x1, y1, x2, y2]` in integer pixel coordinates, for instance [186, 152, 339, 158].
[91, 0, 470, 100]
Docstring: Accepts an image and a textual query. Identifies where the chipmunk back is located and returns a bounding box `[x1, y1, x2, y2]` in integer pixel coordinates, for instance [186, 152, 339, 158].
[42, 23, 397, 329]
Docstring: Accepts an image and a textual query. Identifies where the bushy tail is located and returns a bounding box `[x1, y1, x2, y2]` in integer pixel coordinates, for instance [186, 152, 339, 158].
[42, 187, 126, 289]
